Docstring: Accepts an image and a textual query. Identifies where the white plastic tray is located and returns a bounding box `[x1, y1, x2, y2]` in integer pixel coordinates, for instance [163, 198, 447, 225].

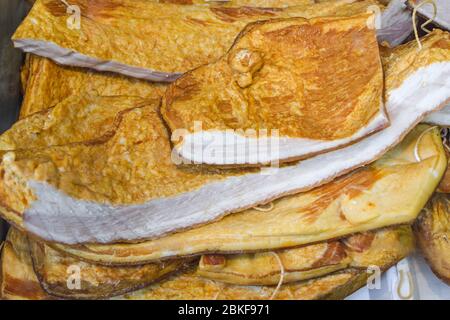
[348, 254, 450, 300]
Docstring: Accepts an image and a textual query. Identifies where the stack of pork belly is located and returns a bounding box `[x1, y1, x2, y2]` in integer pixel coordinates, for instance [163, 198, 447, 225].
[1, 0, 449, 299]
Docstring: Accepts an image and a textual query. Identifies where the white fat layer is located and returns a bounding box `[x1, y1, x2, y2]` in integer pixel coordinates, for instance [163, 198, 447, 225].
[423, 104, 450, 126]
[177, 0, 411, 165]
[176, 103, 388, 165]
[13, 1, 411, 82]
[23, 62, 450, 244]
[13, 39, 181, 82]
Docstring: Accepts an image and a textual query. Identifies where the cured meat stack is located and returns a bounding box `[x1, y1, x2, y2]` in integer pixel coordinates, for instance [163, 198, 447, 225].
[0, 0, 449, 299]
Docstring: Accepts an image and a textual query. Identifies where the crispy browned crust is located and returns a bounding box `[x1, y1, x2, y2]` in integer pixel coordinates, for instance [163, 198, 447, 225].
[118, 268, 369, 300]
[19, 55, 166, 119]
[1, 229, 198, 300]
[162, 0, 315, 6]
[46, 125, 444, 265]
[1, 32, 449, 247]
[1, 226, 411, 300]
[437, 150, 450, 193]
[13, 0, 382, 77]
[0, 104, 446, 250]
[414, 193, 450, 285]
[316, 269, 369, 300]
[162, 14, 384, 155]
[48, 225, 409, 266]
[2, 231, 368, 300]
[1, 95, 157, 151]
[0, 101, 242, 214]
[25, 0, 315, 7]
[29, 237, 196, 299]
[2, 230, 362, 300]
[196, 226, 414, 286]
[0, 229, 51, 300]
[381, 30, 450, 92]
[0, 241, 4, 300]
[20, 54, 31, 97]
[163, 29, 450, 168]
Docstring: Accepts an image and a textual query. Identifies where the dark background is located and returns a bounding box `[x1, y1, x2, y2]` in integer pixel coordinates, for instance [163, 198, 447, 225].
[0, 0, 31, 241]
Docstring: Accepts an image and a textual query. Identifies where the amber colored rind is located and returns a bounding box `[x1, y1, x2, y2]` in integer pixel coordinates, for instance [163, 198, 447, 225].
[414, 193, 450, 285]
[162, 14, 383, 140]
[51, 125, 444, 265]
[13, 0, 382, 76]
[197, 226, 414, 285]
[19, 55, 165, 118]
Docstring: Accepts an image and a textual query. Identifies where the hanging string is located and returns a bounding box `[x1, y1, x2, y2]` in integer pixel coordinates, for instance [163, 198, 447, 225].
[212, 283, 224, 300]
[412, 0, 438, 50]
[397, 269, 414, 300]
[269, 252, 285, 300]
[253, 202, 274, 212]
[413, 126, 438, 162]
